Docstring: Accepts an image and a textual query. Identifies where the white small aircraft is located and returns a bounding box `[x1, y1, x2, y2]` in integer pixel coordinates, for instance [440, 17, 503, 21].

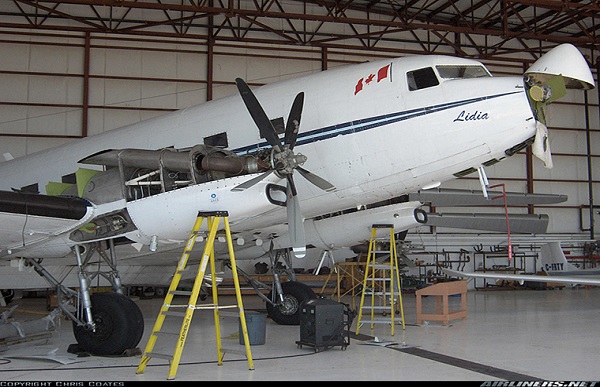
[0, 43, 594, 356]
[443, 241, 600, 287]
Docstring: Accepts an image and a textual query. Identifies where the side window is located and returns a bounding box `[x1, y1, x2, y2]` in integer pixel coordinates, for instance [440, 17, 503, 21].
[407, 67, 439, 91]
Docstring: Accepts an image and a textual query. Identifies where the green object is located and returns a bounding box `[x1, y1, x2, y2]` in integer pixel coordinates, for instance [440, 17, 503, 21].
[528, 74, 567, 125]
[76, 168, 101, 197]
[45, 182, 73, 196]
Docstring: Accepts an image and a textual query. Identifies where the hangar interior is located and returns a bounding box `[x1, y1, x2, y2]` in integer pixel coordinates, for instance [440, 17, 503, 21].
[0, 0, 599, 382]
[0, 0, 597, 285]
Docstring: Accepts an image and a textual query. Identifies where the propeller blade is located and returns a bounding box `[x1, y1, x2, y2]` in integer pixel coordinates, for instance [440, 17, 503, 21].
[235, 78, 282, 152]
[286, 174, 297, 197]
[286, 183, 306, 258]
[296, 166, 336, 192]
[284, 92, 304, 150]
[231, 170, 275, 191]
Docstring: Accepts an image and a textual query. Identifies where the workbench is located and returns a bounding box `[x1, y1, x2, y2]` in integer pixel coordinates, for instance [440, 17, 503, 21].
[415, 280, 467, 325]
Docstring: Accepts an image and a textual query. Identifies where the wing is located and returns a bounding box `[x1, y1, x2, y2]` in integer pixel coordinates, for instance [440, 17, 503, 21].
[0, 190, 95, 259]
[408, 188, 567, 234]
[442, 268, 600, 286]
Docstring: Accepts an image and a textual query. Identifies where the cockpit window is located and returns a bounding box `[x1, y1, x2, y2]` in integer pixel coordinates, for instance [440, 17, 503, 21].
[407, 67, 439, 91]
[436, 65, 491, 79]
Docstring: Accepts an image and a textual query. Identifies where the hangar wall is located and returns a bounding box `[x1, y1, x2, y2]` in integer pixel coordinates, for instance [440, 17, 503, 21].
[0, 27, 597, 278]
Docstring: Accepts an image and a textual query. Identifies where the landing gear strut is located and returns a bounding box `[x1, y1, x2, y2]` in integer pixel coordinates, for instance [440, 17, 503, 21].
[229, 248, 317, 325]
[26, 240, 144, 356]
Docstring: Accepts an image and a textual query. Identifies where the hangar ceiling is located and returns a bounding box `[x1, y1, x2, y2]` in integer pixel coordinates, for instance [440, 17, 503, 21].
[1, 0, 599, 64]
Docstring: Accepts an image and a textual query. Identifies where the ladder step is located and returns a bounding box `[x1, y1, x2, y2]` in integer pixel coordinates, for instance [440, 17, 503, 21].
[363, 291, 393, 296]
[170, 290, 192, 296]
[146, 352, 173, 361]
[369, 264, 392, 269]
[361, 306, 393, 310]
[366, 277, 391, 281]
[359, 318, 403, 324]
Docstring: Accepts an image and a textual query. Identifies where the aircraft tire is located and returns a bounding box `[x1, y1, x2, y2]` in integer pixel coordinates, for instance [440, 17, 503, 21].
[266, 281, 317, 325]
[72, 292, 145, 356]
[124, 294, 145, 351]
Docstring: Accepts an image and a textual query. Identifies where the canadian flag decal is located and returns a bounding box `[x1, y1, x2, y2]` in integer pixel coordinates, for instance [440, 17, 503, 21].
[354, 63, 391, 95]
[377, 64, 390, 82]
[354, 78, 364, 95]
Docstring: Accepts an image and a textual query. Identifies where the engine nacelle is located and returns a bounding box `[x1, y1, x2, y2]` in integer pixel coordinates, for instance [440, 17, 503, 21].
[80, 144, 268, 183]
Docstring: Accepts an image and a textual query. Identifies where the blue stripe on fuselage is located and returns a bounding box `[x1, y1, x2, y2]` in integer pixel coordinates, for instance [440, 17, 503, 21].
[234, 91, 521, 154]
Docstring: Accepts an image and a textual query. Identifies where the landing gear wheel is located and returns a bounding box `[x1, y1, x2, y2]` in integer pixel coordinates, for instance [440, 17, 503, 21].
[73, 292, 144, 356]
[267, 281, 317, 325]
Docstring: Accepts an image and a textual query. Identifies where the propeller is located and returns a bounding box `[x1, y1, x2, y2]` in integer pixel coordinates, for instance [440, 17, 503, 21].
[232, 78, 335, 257]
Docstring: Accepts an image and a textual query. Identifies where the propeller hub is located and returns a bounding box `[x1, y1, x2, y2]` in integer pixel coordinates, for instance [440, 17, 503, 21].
[271, 148, 307, 176]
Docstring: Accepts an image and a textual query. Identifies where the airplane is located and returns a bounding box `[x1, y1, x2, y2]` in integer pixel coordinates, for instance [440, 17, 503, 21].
[0, 43, 594, 356]
[442, 241, 600, 287]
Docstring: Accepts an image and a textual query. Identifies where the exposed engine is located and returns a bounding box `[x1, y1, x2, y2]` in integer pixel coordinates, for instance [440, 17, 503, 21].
[71, 145, 272, 243]
[79, 144, 270, 204]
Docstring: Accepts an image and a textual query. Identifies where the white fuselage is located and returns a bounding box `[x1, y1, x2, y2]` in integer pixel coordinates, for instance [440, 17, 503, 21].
[0, 54, 536, 257]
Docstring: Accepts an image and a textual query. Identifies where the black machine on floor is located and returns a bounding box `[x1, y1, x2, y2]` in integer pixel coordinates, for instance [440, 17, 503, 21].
[296, 298, 355, 352]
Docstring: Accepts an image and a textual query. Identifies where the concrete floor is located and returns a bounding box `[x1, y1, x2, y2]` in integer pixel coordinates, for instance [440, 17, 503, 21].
[1, 284, 599, 381]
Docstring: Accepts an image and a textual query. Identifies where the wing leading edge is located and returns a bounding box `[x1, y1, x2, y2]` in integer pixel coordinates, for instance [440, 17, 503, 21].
[442, 268, 600, 286]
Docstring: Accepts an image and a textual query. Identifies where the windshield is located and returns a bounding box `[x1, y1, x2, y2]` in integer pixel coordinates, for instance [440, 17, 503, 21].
[436, 65, 491, 79]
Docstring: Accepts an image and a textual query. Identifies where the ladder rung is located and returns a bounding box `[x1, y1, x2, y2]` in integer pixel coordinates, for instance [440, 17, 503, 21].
[187, 304, 238, 311]
[170, 290, 192, 296]
[146, 352, 173, 361]
[366, 277, 391, 281]
[359, 318, 402, 324]
[359, 320, 392, 325]
[370, 264, 392, 269]
[361, 306, 393, 310]
[363, 291, 392, 295]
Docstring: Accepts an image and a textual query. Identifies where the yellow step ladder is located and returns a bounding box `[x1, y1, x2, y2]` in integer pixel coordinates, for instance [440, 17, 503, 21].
[355, 224, 406, 336]
[136, 211, 254, 380]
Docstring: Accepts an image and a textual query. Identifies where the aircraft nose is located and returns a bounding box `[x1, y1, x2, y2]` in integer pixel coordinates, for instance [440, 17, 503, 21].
[523, 44, 594, 170]
[524, 43, 595, 92]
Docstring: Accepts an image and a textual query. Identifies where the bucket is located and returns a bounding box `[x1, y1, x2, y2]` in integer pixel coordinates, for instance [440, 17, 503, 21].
[239, 311, 267, 345]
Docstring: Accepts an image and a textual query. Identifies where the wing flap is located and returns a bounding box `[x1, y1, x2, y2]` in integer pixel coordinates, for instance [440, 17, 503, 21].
[409, 188, 567, 206]
[425, 212, 549, 233]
